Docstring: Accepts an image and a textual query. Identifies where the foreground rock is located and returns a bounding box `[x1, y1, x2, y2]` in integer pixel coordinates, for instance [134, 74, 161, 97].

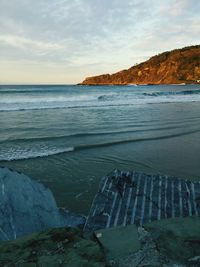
[145, 217, 200, 267]
[1, 217, 199, 266]
[80, 45, 200, 85]
[0, 227, 105, 266]
[0, 167, 85, 241]
[94, 217, 200, 267]
[1, 167, 200, 266]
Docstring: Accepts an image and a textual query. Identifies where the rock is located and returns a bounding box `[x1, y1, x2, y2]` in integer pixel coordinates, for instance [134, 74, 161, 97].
[94, 224, 140, 265]
[59, 208, 86, 228]
[188, 255, 200, 263]
[80, 45, 200, 85]
[0, 227, 106, 266]
[145, 217, 200, 266]
[118, 226, 164, 267]
[0, 167, 86, 241]
[188, 255, 200, 266]
[94, 219, 200, 267]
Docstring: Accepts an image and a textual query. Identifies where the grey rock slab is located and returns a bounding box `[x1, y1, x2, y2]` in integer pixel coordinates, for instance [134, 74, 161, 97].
[0, 167, 85, 241]
[94, 224, 140, 265]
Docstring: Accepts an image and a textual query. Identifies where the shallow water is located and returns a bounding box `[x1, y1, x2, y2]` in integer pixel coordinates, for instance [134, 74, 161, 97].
[1, 84, 200, 214]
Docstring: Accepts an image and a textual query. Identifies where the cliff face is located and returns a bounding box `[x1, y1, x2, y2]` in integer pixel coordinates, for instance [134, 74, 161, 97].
[81, 45, 200, 85]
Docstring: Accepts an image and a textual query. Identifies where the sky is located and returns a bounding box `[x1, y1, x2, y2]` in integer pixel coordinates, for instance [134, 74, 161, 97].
[0, 0, 200, 84]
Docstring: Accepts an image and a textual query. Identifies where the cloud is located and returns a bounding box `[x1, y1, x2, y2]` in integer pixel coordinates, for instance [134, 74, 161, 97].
[0, 0, 199, 83]
[0, 34, 63, 51]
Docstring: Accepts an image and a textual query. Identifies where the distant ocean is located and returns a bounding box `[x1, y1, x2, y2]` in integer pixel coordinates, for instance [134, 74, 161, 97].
[1, 84, 200, 213]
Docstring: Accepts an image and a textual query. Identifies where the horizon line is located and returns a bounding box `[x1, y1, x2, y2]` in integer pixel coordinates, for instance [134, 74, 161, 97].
[0, 83, 77, 86]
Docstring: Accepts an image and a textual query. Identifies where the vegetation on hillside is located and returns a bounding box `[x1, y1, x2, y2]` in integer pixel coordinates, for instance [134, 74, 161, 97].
[80, 45, 200, 85]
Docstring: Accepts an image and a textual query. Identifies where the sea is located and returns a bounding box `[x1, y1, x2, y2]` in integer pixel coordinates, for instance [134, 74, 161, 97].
[1, 84, 200, 214]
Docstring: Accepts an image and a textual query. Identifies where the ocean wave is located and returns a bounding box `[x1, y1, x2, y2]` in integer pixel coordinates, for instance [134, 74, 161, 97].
[1, 128, 199, 161]
[0, 147, 74, 161]
[0, 132, 115, 144]
[143, 89, 200, 97]
[98, 94, 116, 101]
[0, 94, 98, 104]
[0, 85, 71, 93]
[1, 124, 192, 145]
[1, 87, 200, 112]
[74, 128, 200, 151]
[1, 97, 200, 112]
[0, 93, 116, 111]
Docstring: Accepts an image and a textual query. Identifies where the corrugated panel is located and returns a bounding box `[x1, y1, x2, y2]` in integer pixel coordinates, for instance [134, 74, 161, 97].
[84, 170, 200, 232]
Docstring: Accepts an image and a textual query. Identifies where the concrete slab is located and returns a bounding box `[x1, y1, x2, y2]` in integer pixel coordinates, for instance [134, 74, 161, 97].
[145, 216, 200, 264]
[95, 224, 140, 263]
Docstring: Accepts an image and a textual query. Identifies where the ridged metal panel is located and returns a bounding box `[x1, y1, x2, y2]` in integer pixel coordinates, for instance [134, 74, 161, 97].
[84, 170, 200, 232]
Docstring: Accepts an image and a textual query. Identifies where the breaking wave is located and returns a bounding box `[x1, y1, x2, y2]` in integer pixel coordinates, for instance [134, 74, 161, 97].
[1, 96, 200, 112]
[1, 85, 200, 112]
[143, 89, 200, 97]
[1, 128, 199, 161]
[0, 147, 74, 161]
[98, 94, 116, 101]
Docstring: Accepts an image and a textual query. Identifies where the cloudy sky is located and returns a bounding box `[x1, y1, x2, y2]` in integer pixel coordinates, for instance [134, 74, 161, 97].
[0, 0, 200, 84]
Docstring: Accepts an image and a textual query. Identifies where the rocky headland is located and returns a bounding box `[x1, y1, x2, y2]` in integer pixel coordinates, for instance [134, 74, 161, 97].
[80, 45, 200, 85]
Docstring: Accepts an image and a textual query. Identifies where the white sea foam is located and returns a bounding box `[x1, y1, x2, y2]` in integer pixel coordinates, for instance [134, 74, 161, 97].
[1, 93, 200, 112]
[1, 85, 200, 111]
[0, 146, 74, 161]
